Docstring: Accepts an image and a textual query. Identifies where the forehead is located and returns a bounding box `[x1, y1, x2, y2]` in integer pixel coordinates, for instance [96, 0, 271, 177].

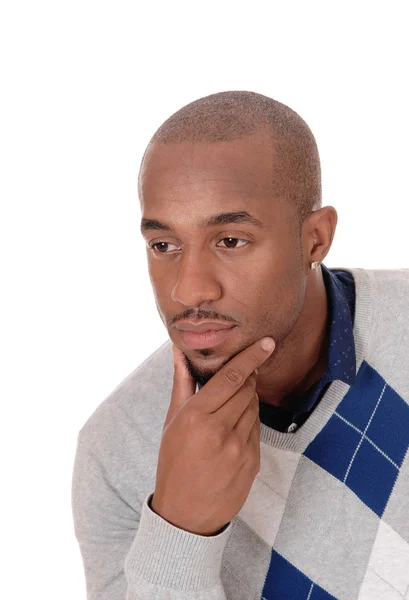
[139, 132, 276, 207]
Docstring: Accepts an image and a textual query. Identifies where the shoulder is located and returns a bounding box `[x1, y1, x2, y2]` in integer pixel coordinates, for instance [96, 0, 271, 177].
[348, 267, 409, 403]
[350, 267, 409, 324]
[77, 339, 174, 453]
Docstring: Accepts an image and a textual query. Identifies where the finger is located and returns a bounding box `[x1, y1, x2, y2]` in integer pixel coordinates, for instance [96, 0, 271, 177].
[164, 345, 196, 429]
[233, 391, 260, 442]
[247, 415, 261, 468]
[192, 337, 275, 414]
[248, 401, 261, 448]
[238, 408, 261, 471]
[216, 372, 257, 428]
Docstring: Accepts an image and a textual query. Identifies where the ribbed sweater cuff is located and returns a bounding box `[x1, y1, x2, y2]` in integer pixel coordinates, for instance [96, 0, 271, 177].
[124, 492, 233, 592]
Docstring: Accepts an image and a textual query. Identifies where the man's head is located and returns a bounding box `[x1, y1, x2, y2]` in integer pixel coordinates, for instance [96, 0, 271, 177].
[139, 91, 337, 386]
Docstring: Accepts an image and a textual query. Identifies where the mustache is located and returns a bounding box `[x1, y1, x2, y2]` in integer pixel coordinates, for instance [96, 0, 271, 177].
[170, 309, 237, 326]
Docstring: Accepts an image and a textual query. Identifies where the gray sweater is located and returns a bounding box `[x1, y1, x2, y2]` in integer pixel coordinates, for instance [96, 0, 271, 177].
[72, 267, 409, 599]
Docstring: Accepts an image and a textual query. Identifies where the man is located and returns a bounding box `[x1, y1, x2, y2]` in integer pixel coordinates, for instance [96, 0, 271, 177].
[71, 91, 409, 600]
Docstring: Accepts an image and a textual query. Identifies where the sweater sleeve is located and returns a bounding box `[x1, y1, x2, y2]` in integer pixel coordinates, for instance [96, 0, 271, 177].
[125, 493, 232, 599]
[71, 431, 233, 600]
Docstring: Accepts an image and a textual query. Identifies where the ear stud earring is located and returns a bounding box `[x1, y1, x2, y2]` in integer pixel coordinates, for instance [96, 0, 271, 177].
[310, 261, 320, 270]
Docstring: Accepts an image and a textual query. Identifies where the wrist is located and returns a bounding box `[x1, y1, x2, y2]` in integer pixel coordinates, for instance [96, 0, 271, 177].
[149, 495, 229, 537]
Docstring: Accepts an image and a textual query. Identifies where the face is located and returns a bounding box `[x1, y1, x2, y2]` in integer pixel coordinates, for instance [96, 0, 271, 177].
[139, 131, 308, 385]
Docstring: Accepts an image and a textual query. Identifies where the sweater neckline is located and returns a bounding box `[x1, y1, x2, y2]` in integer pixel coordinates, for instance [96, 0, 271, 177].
[259, 267, 374, 452]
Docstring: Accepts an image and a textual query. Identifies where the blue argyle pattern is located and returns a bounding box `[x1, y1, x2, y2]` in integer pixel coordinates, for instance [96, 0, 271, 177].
[260, 361, 409, 599]
[304, 360, 409, 517]
[261, 551, 337, 599]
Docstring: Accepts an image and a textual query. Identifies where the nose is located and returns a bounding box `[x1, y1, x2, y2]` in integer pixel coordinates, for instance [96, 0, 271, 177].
[171, 252, 222, 307]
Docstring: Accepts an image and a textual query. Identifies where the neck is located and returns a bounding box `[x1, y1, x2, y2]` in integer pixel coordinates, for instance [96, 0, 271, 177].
[256, 268, 329, 410]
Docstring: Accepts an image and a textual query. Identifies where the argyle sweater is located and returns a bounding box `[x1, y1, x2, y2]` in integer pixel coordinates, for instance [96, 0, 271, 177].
[71, 267, 409, 600]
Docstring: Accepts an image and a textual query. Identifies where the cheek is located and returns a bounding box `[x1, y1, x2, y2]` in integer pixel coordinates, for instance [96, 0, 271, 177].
[233, 251, 304, 335]
[147, 265, 169, 313]
[147, 254, 168, 289]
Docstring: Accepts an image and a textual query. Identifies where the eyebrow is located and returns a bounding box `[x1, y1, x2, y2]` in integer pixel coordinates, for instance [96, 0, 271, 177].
[140, 211, 265, 234]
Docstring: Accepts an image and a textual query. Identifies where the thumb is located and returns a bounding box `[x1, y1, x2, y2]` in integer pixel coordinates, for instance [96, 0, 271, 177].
[164, 345, 196, 429]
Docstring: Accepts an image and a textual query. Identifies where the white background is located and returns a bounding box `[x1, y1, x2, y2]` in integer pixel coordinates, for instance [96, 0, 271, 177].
[1, 1, 408, 598]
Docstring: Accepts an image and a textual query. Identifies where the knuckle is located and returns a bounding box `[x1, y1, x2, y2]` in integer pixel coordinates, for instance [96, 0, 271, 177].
[185, 408, 201, 428]
[223, 367, 245, 387]
[226, 436, 243, 460]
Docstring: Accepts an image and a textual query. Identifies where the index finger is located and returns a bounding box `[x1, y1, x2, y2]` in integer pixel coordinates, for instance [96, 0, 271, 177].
[193, 337, 275, 413]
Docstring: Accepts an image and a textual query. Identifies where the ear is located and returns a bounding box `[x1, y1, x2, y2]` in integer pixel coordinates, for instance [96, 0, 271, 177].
[302, 206, 338, 270]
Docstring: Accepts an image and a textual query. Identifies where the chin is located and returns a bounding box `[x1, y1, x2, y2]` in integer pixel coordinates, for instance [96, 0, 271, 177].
[188, 350, 228, 368]
[183, 349, 231, 387]
[189, 336, 251, 364]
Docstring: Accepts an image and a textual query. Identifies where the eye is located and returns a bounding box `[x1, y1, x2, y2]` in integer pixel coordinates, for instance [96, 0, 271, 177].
[149, 241, 180, 254]
[217, 237, 249, 249]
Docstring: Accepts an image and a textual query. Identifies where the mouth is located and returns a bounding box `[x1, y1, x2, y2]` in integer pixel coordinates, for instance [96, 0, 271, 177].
[176, 325, 237, 350]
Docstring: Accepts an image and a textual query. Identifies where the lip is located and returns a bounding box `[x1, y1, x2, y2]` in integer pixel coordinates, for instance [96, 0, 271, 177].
[176, 324, 237, 350]
[175, 320, 235, 333]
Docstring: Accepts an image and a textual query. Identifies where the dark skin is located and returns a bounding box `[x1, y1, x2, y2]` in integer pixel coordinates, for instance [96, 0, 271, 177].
[139, 130, 338, 410]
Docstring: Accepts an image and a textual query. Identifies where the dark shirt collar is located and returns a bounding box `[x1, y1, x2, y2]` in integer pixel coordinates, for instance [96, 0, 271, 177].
[321, 264, 356, 387]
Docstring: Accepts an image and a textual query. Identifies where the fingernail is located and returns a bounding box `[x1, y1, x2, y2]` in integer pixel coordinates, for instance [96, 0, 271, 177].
[260, 337, 275, 351]
[254, 368, 259, 375]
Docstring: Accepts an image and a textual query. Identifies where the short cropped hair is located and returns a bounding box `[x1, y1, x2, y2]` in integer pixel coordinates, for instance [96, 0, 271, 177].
[146, 91, 322, 230]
